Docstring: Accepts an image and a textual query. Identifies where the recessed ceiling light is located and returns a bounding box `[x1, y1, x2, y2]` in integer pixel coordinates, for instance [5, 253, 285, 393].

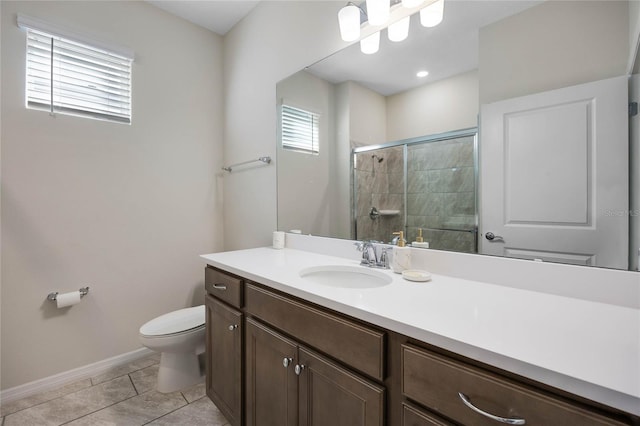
[416, 70, 429, 78]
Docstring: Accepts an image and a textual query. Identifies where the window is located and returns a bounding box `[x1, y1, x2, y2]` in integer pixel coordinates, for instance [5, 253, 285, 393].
[23, 25, 132, 124]
[281, 104, 319, 154]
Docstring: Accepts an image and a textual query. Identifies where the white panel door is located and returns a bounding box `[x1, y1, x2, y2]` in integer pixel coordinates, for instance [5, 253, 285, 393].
[479, 76, 628, 269]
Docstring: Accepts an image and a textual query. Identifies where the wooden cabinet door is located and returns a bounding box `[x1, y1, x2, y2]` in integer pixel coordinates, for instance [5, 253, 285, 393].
[245, 318, 298, 426]
[205, 295, 243, 426]
[298, 347, 385, 426]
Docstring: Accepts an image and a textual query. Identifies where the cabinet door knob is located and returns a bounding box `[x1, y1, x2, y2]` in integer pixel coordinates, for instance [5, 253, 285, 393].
[294, 364, 306, 376]
[458, 392, 525, 425]
[228, 324, 238, 331]
[282, 357, 293, 368]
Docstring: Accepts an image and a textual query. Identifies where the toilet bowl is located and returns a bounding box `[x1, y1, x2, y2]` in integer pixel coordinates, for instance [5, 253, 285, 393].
[139, 305, 205, 393]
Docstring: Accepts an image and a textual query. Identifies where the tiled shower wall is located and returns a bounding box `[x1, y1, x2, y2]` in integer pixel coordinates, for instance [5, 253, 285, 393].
[355, 146, 404, 244]
[355, 135, 477, 253]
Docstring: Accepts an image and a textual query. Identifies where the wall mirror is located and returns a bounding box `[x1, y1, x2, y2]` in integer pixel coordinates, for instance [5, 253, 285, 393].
[277, 0, 640, 272]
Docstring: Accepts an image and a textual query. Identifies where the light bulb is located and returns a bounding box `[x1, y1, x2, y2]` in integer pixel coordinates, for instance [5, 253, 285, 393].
[366, 0, 390, 26]
[420, 0, 444, 28]
[360, 31, 380, 54]
[416, 70, 429, 78]
[338, 4, 361, 42]
[388, 16, 410, 42]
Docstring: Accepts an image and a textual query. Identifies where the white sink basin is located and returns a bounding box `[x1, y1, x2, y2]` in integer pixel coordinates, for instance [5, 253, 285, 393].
[298, 265, 392, 289]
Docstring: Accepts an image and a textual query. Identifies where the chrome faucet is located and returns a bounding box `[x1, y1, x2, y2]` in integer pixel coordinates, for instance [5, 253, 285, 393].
[355, 241, 389, 269]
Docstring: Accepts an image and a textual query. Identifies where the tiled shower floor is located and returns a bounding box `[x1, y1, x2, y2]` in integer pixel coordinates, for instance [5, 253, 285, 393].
[0, 354, 230, 426]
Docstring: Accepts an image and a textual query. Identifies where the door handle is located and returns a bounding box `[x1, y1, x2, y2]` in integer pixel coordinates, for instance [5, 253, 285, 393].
[458, 392, 525, 425]
[485, 232, 504, 242]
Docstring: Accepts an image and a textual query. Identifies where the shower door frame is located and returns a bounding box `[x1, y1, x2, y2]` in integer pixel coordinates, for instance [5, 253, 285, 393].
[352, 127, 479, 249]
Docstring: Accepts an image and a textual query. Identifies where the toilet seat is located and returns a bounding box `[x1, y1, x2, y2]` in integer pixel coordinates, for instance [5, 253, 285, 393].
[139, 305, 205, 337]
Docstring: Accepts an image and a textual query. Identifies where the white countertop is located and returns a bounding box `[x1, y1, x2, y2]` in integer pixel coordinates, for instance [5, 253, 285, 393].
[201, 246, 640, 416]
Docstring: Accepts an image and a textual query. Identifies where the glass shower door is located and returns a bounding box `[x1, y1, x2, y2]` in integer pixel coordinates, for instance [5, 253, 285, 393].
[406, 135, 477, 252]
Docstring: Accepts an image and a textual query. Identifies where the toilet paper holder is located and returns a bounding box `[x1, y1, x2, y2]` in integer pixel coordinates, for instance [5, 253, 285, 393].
[47, 287, 90, 301]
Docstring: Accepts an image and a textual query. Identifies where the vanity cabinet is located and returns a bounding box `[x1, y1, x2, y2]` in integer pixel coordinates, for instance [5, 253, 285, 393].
[245, 317, 385, 426]
[205, 265, 636, 426]
[205, 267, 244, 426]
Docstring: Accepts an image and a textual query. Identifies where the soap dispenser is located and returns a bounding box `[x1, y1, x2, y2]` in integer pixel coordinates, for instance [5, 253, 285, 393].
[391, 231, 411, 273]
[412, 228, 430, 249]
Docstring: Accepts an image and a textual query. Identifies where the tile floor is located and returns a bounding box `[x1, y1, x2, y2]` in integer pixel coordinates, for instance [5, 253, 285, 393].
[1, 354, 230, 426]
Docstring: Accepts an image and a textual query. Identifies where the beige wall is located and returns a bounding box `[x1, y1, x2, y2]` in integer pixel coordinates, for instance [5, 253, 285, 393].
[333, 83, 352, 239]
[347, 82, 387, 147]
[0, 1, 223, 389]
[386, 70, 479, 141]
[479, 0, 628, 104]
[222, 1, 345, 250]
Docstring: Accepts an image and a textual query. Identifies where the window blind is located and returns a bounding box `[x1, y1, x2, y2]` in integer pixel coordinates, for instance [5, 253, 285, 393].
[26, 29, 132, 124]
[281, 105, 319, 154]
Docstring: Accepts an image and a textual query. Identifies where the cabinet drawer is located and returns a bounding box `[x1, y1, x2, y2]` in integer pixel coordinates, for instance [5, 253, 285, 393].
[205, 267, 243, 308]
[246, 283, 385, 381]
[402, 345, 626, 426]
[402, 403, 454, 426]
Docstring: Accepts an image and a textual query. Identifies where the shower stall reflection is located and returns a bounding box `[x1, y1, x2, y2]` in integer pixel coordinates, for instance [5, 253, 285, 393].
[353, 129, 478, 253]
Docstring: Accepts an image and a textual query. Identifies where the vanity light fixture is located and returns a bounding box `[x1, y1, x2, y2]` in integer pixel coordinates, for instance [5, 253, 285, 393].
[361, 31, 381, 54]
[420, 0, 444, 27]
[388, 15, 410, 42]
[366, 0, 390, 26]
[338, 3, 363, 42]
[338, 0, 445, 53]
[416, 70, 429, 77]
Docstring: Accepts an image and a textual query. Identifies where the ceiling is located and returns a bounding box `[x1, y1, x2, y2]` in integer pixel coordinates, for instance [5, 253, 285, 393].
[147, 0, 260, 35]
[307, 1, 542, 96]
[147, 0, 541, 95]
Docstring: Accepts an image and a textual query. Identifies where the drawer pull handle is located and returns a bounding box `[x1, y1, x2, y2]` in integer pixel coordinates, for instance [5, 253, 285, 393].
[283, 357, 293, 368]
[228, 324, 238, 331]
[212, 284, 227, 290]
[458, 392, 526, 425]
[294, 364, 305, 375]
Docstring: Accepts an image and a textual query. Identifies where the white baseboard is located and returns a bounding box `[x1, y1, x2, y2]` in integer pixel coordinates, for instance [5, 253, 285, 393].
[0, 347, 154, 405]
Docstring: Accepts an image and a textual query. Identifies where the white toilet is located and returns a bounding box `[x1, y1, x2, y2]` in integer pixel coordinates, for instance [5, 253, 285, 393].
[139, 305, 205, 393]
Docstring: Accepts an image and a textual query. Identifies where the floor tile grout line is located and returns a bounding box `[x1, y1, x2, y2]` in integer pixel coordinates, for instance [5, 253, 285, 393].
[129, 374, 140, 395]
